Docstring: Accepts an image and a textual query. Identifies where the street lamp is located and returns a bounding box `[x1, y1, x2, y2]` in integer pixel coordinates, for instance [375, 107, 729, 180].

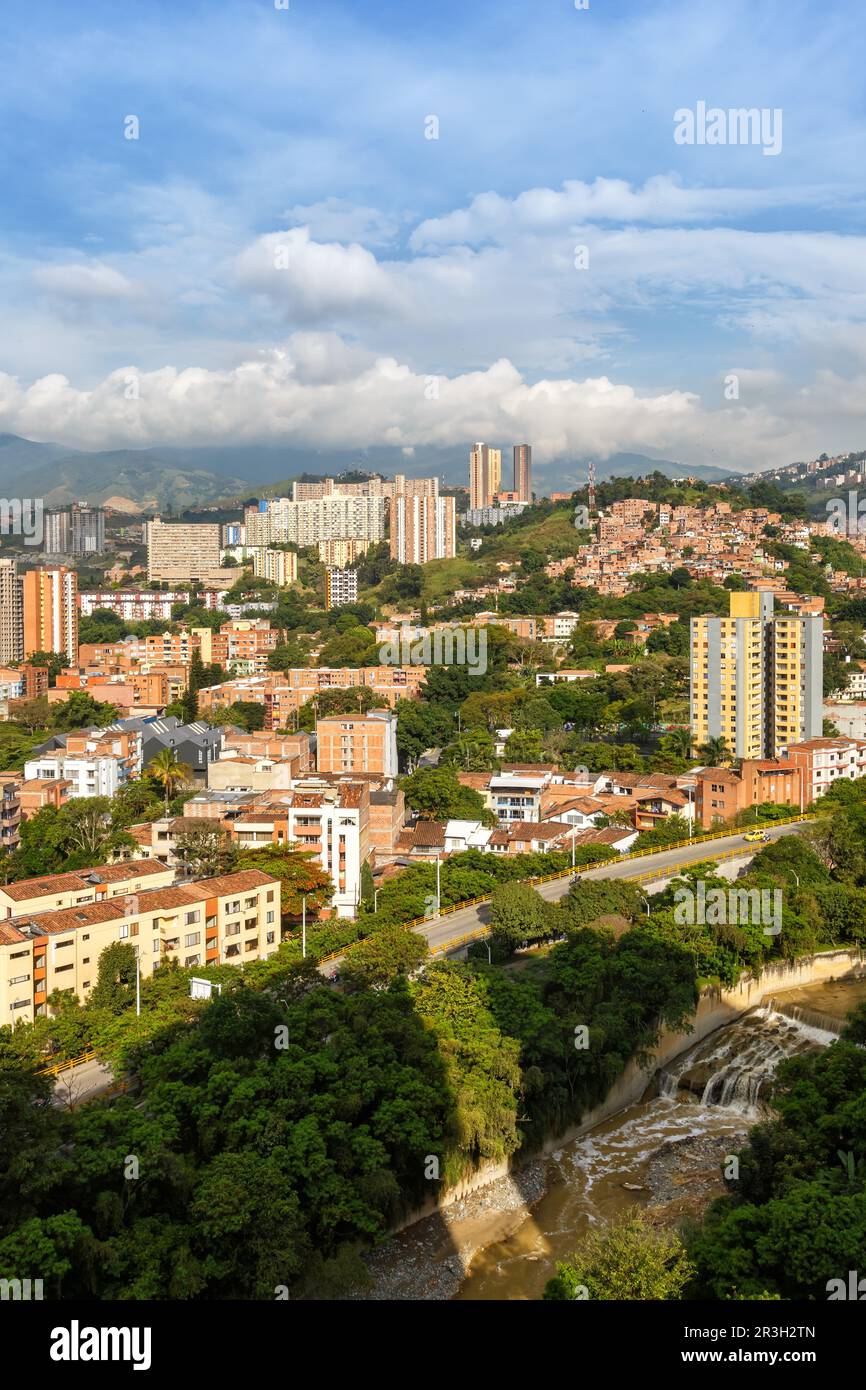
[134, 943, 141, 1017]
[301, 895, 306, 959]
[435, 852, 441, 916]
[638, 892, 651, 917]
[374, 887, 379, 912]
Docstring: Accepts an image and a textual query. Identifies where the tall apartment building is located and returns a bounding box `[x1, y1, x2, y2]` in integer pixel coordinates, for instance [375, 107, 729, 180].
[469, 443, 501, 510]
[690, 591, 823, 759]
[23, 567, 78, 663]
[0, 865, 281, 1023]
[146, 520, 222, 582]
[316, 709, 399, 777]
[24, 730, 141, 798]
[0, 558, 23, 662]
[325, 568, 358, 608]
[318, 538, 373, 567]
[245, 496, 386, 548]
[44, 505, 106, 556]
[251, 547, 297, 586]
[294, 475, 438, 502]
[513, 444, 532, 502]
[389, 494, 456, 565]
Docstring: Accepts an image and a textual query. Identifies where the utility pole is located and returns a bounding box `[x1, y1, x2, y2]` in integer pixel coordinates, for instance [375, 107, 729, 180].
[435, 852, 441, 916]
[301, 896, 306, 958]
[135, 944, 141, 1017]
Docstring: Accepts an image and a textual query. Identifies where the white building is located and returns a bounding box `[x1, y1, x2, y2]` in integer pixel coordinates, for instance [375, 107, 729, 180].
[245, 497, 386, 548]
[325, 568, 358, 608]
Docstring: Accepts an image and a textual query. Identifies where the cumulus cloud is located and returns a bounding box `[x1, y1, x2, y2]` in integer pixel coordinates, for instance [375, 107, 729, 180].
[0, 336, 845, 470]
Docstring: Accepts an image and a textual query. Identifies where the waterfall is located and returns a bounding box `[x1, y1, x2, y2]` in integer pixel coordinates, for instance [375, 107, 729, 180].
[658, 1004, 838, 1118]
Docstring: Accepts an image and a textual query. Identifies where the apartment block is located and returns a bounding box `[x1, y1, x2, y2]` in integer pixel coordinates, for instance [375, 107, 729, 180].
[389, 495, 456, 565]
[316, 709, 399, 777]
[0, 559, 23, 663]
[694, 759, 803, 829]
[691, 591, 823, 759]
[79, 590, 195, 621]
[469, 443, 501, 510]
[785, 736, 866, 807]
[197, 667, 426, 726]
[24, 730, 141, 798]
[251, 547, 298, 586]
[513, 444, 532, 502]
[145, 520, 224, 583]
[178, 778, 375, 917]
[325, 568, 358, 608]
[0, 867, 281, 1023]
[23, 567, 78, 663]
[318, 538, 373, 567]
[244, 496, 386, 548]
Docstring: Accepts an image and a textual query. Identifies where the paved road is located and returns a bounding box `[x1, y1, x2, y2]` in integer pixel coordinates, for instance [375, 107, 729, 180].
[54, 823, 810, 1089]
[50, 1056, 115, 1108]
[414, 820, 809, 956]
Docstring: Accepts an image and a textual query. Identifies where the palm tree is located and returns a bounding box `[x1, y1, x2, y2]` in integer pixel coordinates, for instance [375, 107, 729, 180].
[667, 727, 694, 760]
[698, 735, 732, 767]
[147, 748, 193, 813]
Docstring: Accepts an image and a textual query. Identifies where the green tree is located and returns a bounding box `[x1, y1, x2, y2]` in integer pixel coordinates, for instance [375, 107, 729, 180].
[147, 749, 193, 813]
[544, 1211, 695, 1300]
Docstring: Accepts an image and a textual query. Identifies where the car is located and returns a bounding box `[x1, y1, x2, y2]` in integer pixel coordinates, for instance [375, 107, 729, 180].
[744, 829, 770, 843]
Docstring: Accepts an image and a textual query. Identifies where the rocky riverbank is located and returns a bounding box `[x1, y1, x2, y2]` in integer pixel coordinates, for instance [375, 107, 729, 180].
[355, 1159, 548, 1301]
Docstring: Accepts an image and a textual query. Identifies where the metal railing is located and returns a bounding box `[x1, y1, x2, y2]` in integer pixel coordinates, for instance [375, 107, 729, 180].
[320, 813, 813, 965]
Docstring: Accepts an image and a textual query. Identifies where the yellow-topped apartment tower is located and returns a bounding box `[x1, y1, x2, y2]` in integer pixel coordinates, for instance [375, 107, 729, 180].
[690, 591, 823, 759]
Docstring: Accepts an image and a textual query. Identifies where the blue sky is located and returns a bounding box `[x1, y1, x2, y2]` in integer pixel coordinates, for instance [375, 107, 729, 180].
[0, 0, 865, 472]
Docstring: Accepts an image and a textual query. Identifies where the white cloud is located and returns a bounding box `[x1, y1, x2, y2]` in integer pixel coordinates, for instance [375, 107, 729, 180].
[31, 262, 136, 301]
[0, 338, 852, 471]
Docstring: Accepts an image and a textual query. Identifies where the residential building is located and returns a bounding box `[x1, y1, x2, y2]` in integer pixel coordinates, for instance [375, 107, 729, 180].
[0, 858, 175, 919]
[245, 496, 386, 547]
[694, 759, 803, 828]
[786, 736, 866, 807]
[690, 591, 823, 759]
[24, 730, 141, 798]
[318, 538, 373, 567]
[145, 520, 225, 584]
[197, 668, 426, 726]
[0, 867, 281, 1023]
[0, 559, 23, 663]
[513, 444, 532, 502]
[463, 503, 528, 527]
[325, 568, 358, 608]
[79, 590, 215, 621]
[23, 567, 78, 663]
[251, 548, 297, 586]
[469, 442, 501, 510]
[389, 494, 456, 564]
[316, 709, 399, 777]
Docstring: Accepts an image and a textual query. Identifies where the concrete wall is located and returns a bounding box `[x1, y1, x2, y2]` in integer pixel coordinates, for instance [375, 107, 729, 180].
[398, 946, 866, 1228]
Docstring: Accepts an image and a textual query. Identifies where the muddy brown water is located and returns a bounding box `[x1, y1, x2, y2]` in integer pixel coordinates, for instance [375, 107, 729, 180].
[456, 976, 866, 1300]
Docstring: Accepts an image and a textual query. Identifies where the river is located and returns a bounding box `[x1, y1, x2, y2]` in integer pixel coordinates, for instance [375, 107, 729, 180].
[455, 976, 866, 1301]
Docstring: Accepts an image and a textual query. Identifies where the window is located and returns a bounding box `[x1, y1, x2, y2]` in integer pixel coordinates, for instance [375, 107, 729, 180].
[184, 910, 200, 925]
[266, 910, 274, 924]
[8, 974, 29, 985]
[119, 924, 129, 939]
[225, 923, 240, 937]
[184, 932, 200, 948]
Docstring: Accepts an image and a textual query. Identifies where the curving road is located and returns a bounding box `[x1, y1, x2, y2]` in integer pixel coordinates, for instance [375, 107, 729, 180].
[415, 820, 811, 957]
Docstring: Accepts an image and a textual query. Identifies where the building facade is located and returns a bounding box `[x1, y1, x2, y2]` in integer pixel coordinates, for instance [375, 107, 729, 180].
[316, 710, 399, 777]
[23, 567, 78, 663]
[690, 591, 823, 759]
